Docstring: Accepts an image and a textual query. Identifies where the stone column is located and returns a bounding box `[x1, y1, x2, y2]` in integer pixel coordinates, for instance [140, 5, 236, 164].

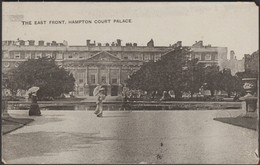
[97, 66, 100, 85]
[118, 67, 121, 84]
[107, 67, 111, 96]
[84, 67, 90, 96]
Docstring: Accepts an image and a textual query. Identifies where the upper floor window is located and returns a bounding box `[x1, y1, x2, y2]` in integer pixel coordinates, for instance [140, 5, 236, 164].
[123, 56, 128, 60]
[194, 54, 201, 60]
[20, 52, 25, 59]
[205, 54, 211, 61]
[68, 55, 73, 58]
[10, 52, 14, 59]
[215, 54, 218, 60]
[14, 52, 20, 59]
[3, 51, 9, 59]
[31, 52, 35, 59]
[36, 53, 42, 59]
[56, 52, 63, 59]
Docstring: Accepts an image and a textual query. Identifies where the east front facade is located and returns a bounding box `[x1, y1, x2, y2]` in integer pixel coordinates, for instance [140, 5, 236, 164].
[2, 39, 227, 98]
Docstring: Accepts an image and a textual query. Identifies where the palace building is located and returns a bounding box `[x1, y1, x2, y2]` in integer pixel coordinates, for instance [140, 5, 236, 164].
[2, 39, 227, 98]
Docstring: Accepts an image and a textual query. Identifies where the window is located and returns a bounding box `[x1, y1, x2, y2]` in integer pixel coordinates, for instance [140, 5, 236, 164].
[215, 54, 218, 60]
[56, 53, 63, 59]
[124, 56, 128, 60]
[26, 52, 31, 59]
[101, 76, 106, 84]
[31, 52, 35, 59]
[10, 52, 14, 59]
[36, 52, 41, 59]
[90, 75, 95, 84]
[144, 55, 150, 61]
[68, 55, 73, 58]
[14, 52, 20, 59]
[20, 52, 25, 59]
[135, 55, 138, 59]
[195, 54, 201, 60]
[79, 87, 84, 92]
[205, 54, 211, 61]
[79, 79, 83, 84]
[112, 78, 117, 84]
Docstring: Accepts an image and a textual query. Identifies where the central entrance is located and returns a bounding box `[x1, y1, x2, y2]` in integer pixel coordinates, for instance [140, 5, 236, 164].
[111, 85, 118, 96]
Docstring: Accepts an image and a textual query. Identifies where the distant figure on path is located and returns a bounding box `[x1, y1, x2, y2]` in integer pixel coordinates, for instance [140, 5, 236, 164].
[28, 86, 41, 116]
[93, 85, 106, 117]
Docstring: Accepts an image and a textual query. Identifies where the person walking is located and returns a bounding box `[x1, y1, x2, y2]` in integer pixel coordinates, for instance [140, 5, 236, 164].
[94, 86, 106, 117]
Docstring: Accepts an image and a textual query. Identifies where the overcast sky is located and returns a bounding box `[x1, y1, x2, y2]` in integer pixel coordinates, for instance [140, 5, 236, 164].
[2, 2, 259, 59]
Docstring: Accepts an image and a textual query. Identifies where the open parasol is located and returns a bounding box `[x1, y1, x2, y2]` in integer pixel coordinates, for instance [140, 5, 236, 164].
[93, 85, 105, 96]
[27, 86, 40, 94]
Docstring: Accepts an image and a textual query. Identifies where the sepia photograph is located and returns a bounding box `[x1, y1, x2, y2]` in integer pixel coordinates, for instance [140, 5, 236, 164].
[1, 2, 259, 164]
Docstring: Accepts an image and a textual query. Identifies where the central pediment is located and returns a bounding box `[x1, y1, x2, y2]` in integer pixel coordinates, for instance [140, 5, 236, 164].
[85, 51, 121, 62]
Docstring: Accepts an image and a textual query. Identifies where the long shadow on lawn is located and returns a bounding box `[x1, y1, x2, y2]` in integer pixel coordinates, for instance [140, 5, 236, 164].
[214, 117, 258, 130]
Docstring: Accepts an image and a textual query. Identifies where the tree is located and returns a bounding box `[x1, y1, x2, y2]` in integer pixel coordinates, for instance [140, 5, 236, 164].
[219, 68, 236, 97]
[203, 65, 221, 97]
[182, 59, 205, 98]
[127, 46, 191, 100]
[5, 57, 75, 100]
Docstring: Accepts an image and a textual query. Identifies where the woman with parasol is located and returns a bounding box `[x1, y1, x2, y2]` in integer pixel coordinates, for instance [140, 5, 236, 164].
[93, 85, 106, 117]
[27, 86, 41, 116]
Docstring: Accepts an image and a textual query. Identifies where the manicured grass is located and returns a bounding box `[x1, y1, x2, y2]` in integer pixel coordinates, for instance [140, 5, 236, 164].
[214, 117, 258, 130]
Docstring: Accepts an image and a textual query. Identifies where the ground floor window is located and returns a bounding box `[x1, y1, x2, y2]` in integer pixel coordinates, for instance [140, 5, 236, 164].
[111, 85, 118, 96]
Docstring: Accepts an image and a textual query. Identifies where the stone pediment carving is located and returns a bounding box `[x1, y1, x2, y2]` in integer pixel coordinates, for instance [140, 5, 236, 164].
[86, 51, 121, 62]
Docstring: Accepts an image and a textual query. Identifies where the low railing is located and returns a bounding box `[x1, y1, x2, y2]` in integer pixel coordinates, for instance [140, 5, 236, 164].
[7, 100, 242, 111]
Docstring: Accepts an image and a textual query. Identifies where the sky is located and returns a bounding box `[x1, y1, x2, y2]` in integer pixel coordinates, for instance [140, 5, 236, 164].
[2, 2, 259, 60]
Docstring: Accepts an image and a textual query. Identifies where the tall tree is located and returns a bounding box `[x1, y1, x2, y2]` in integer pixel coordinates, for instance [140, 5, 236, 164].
[5, 57, 75, 100]
[182, 59, 205, 98]
[219, 68, 236, 97]
[127, 46, 191, 99]
[203, 65, 221, 97]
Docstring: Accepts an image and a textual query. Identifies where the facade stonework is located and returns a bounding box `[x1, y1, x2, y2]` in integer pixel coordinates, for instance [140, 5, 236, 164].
[2, 39, 227, 97]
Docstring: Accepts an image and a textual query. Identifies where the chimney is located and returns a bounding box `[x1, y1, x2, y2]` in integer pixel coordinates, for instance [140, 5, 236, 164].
[133, 43, 137, 47]
[98, 43, 101, 46]
[38, 40, 44, 46]
[86, 40, 90, 46]
[94, 41, 96, 46]
[19, 40, 25, 46]
[46, 42, 50, 46]
[147, 39, 154, 47]
[111, 42, 115, 46]
[176, 41, 182, 47]
[117, 39, 121, 46]
[28, 40, 35, 46]
[51, 41, 57, 46]
[106, 43, 109, 46]
[63, 40, 68, 46]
